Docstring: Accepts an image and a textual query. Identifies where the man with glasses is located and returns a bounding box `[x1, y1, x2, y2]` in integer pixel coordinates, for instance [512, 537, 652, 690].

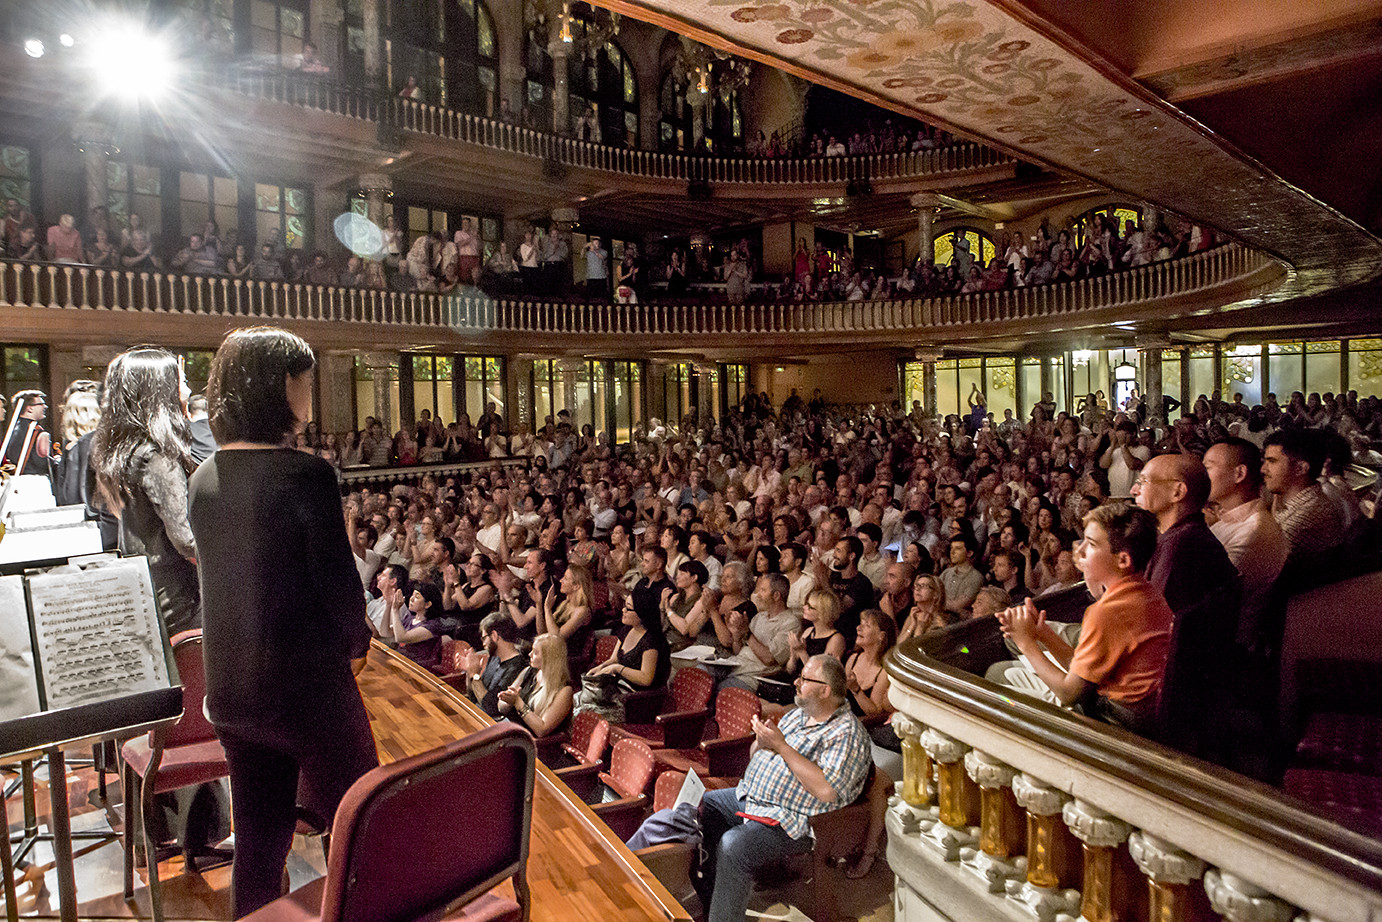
[1131, 453, 1238, 619]
[2, 389, 51, 478]
[696, 654, 870, 922]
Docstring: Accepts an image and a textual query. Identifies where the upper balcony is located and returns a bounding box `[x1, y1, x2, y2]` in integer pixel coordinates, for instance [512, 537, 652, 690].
[0, 242, 1286, 357]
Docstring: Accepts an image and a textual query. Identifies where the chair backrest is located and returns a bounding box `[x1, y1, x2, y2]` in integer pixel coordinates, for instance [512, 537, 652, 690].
[160, 630, 218, 748]
[595, 634, 620, 665]
[437, 637, 469, 674]
[712, 687, 761, 739]
[320, 723, 535, 922]
[653, 770, 688, 813]
[666, 667, 714, 715]
[605, 739, 656, 800]
[570, 711, 610, 765]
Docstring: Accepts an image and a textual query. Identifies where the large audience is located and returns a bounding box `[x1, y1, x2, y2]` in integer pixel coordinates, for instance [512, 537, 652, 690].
[2, 196, 1219, 309]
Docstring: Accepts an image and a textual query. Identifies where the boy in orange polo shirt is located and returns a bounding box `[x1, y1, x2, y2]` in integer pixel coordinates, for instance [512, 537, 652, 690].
[997, 502, 1172, 729]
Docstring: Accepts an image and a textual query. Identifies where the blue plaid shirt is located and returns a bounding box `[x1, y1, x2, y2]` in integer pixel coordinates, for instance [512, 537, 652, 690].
[736, 704, 871, 840]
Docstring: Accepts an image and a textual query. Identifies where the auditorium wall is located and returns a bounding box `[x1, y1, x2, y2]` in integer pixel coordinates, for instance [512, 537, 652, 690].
[760, 350, 900, 408]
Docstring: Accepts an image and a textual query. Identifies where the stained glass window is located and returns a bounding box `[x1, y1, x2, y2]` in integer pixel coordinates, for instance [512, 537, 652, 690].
[0, 145, 32, 211]
[932, 229, 996, 270]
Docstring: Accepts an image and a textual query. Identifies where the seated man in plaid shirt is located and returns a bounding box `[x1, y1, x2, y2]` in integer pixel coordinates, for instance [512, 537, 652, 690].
[697, 654, 871, 922]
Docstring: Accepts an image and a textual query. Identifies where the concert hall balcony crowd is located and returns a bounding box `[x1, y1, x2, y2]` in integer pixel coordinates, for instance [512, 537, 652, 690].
[1, 194, 1218, 307]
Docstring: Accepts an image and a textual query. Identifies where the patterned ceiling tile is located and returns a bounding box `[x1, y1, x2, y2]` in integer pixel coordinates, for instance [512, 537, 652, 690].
[599, 0, 1382, 300]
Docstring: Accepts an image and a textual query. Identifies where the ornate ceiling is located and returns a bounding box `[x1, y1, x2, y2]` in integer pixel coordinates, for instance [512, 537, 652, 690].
[593, 0, 1382, 305]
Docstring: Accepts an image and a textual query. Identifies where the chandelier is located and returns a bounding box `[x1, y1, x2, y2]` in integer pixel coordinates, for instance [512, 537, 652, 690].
[558, 1, 620, 56]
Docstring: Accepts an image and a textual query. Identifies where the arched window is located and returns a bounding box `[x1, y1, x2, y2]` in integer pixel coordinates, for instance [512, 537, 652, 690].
[659, 70, 691, 151]
[1074, 203, 1142, 247]
[525, 3, 637, 145]
[379, 0, 498, 115]
[933, 228, 996, 270]
[707, 86, 743, 154]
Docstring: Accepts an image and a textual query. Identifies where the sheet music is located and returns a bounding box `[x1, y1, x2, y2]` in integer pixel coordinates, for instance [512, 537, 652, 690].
[27, 560, 170, 710]
[0, 575, 41, 721]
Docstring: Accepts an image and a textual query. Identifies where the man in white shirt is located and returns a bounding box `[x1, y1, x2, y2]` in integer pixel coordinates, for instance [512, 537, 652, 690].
[366, 564, 409, 639]
[475, 503, 504, 556]
[1101, 420, 1150, 498]
[1204, 438, 1289, 648]
[715, 573, 800, 692]
[780, 543, 816, 619]
[856, 524, 888, 590]
[688, 530, 722, 591]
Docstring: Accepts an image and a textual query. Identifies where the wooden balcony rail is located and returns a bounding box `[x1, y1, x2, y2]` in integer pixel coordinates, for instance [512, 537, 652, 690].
[0, 244, 1280, 343]
[885, 642, 1382, 922]
[207, 68, 1013, 183]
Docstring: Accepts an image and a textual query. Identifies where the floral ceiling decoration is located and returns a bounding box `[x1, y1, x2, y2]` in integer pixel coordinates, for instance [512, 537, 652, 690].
[595, 0, 1382, 305]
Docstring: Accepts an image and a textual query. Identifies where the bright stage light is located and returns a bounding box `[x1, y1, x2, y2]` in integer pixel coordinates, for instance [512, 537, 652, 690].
[24, 39, 45, 58]
[86, 23, 176, 101]
[59, 33, 75, 47]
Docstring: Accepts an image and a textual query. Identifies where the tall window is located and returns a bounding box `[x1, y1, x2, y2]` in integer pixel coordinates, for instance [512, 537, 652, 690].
[411, 355, 455, 425]
[611, 361, 642, 444]
[527, 4, 637, 144]
[179, 171, 239, 243]
[453, 0, 499, 117]
[1, 345, 46, 403]
[659, 71, 691, 151]
[722, 363, 748, 413]
[461, 356, 504, 422]
[407, 205, 448, 245]
[388, 0, 446, 104]
[531, 359, 563, 429]
[250, 0, 307, 66]
[663, 362, 691, 429]
[707, 85, 743, 153]
[0, 144, 33, 211]
[1349, 339, 1382, 398]
[255, 183, 309, 250]
[106, 161, 162, 235]
[933, 228, 996, 270]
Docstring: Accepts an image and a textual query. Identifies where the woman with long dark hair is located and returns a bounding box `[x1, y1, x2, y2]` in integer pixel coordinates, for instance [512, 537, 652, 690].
[92, 347, 201, 633]
[188, 326, 375, 918]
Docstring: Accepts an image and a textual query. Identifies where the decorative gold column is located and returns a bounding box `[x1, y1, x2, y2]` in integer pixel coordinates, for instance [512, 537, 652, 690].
[1063, 800, 1133, 922]
[895, 715, 931, 808]
[960, 750, 1024, 892]
[1129, 831, 1207, 922]
[916, 727, 977, 860]
[1007, 773, 1081, 921]
[1204, 870, 1297, 922]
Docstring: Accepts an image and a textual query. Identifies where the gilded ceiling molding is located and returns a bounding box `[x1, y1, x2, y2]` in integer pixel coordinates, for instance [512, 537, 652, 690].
[591, 0, 1382, 304]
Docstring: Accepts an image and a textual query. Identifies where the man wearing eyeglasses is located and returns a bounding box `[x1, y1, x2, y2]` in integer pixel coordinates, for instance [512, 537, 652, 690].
[2, 389, 51, 478]
[696, 654, 870, 922]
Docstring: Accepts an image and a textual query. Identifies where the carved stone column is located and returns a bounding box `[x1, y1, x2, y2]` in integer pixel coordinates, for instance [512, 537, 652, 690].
[1064, 800, 1132, 922]
[910, 193, 940, 264]
[1007, 774, 1081, 922]
[317, 352, 357, 433]
[689, 88, 706, 146]
[1039, 357, 1054, 411]
[508, 354, 535, 433]
[549, 40, 570, 135]
[361, 0, 382, 81]
[71, 119, 115, 217]
[308, 0, 343, 71]
[693, 363, 716, 428]
[645, 360, 667, 429]
[362, 351, 396, 431]
[1138, 334, 1170, 428]
[916, 349, 942, 419]
[960, 750, 1024, 892]
[1129, 831, 1206, 922]
[917, 727, 977, 860]
[1203, 870, 1296, 922]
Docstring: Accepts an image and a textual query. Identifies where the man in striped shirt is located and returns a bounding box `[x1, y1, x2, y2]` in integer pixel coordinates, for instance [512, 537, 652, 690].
[697, 654, 871, 922]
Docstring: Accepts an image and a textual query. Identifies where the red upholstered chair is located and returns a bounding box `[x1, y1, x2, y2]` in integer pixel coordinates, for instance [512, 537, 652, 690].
[121, 630, 230, 922]
[242, 722, 536, 922]
[540, 710, 610, 784]
[651, 687, 761, 779]
[432, 638, 472, 693]
[582, 739, 657, 842]
[609, 667, 715, 750]
[634, 770, 736, 913]
[593, 634, 620, 665]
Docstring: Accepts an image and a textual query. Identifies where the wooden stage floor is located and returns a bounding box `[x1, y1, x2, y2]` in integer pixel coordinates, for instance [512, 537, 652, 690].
[3, 641, 690, 922]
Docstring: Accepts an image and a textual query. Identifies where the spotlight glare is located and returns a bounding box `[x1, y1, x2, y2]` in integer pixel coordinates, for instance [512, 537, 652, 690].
[59, 33, 75, 47]
[87, 22, 177, 101]
[24, 39, 45, 58]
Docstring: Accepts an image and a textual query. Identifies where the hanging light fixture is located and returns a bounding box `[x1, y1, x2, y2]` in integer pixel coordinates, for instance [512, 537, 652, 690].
[559, 0, 573, 43]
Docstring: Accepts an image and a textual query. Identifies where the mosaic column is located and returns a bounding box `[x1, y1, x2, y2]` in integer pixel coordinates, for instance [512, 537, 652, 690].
[911, 193, 939, 265]
[916, 349, 942, 419]
[362, 351, 396, 431]
[548, 36, 570, 135]
[1139, 334, 1170, 428]
[361, 0, 382, 80]
[509, 354, 535, 433]
[71, 119, 115, 217]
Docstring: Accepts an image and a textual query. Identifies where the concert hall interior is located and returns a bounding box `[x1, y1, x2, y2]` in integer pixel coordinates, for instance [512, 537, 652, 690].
[1, 0, 1382, 921]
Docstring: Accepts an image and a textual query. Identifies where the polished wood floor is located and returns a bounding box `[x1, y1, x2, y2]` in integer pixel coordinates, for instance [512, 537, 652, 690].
[4, 642, 688, 922]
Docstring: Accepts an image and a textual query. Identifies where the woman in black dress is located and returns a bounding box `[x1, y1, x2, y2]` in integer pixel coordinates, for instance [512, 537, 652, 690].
[91, 347, 201, 633]
[189, 327, 376, 918]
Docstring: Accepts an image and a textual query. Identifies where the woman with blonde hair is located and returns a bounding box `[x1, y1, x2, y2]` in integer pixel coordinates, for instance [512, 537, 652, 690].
[498, 632, 573, 738]
[539, 563, 593, 642]
[898, 574, 947, 643]
[786, 588, 846, 673]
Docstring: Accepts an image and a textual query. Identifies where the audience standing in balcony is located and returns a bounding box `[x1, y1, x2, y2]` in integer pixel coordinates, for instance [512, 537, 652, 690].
[46, 214, 84, 263]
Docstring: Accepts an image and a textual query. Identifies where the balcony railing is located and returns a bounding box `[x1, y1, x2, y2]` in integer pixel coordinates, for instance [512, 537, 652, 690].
[0, 244, 1283, 341]
[211, 69, 1014, 184]
[885, 641, 1382, 922]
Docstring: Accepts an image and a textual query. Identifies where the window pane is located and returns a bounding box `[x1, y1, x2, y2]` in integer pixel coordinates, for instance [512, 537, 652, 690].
[133, 165, 161, 196]
[180, 171, 209, 203]
[985, 359, 1016, 420]
[256, 183, 281, 212]
[412, 355, 435, 380]
[1268, 350, 1303, 399]
[1305, 343, 1341, 396]
[1222, 345, 1262, 407]
[1348, 340, 1382, 398]
[214, 176, 237, 205]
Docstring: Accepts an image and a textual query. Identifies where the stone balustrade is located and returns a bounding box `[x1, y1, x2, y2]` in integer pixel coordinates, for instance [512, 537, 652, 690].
[211, 68, 1012, 185]
[0, 244, 1281, 346]
[885, 642, 1382, 922]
